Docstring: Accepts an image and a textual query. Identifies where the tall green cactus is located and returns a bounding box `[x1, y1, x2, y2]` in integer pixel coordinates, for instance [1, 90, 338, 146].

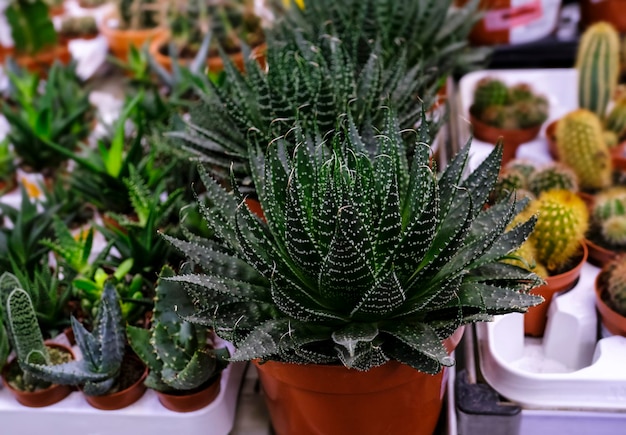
[127, 266, 228, 393]
[529, 190, 589, 274]
[555, 109, 612, 191]
[576, 22, 620, 120]
[21, 284, 126, 396]
[604, 257, 626, 316]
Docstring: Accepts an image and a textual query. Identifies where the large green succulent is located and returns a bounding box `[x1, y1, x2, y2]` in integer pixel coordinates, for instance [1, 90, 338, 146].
[166, 112, 543, 373]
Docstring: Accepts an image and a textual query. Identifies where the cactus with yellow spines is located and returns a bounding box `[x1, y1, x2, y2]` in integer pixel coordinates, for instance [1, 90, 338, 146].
[555, 109, 612, 192]
[576, 22, 621, 120]
[528, 190, 589, 274]
[604, 257, 626, 316]
[605, 97, 626, 140]
[528, 163, 578, 197]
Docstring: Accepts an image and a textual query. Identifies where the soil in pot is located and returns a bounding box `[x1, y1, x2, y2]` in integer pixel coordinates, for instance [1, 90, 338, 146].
[254, 327, 464, 435]
[524, 243, 589, 337]
[83, 354, 148, 410]
[1, 343, 74, 407]
[156, 374, 221, 412]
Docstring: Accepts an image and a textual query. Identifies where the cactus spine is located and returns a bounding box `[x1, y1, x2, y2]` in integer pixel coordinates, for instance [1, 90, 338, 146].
[528, 190, 589, 274]
[555, 109, 612, 191]
[604, 257, 626, 316]
[576, 22, 620, 120]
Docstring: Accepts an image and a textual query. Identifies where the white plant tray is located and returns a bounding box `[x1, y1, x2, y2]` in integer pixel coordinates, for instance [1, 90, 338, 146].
[0, 360, 246, 435]
[457, 68, 626, 412]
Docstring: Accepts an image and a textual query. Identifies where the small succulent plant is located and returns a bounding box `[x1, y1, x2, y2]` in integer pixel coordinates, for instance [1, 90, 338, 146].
[590, 187, 626, 248]
[126, 266, 229, 394]
[600, 256, 626, 317]
[470, 79, 549, 130]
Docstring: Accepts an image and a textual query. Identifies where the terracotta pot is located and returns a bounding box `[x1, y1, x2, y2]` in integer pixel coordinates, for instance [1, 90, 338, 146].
[580, 0, 626, 33]
[254, 327, 464, 435]
[595, 271, 626, 336]
[156, 376, 221, 412]
[98, 14, 167, 62]
[83, 358, 148, 410]
[148, 33, 267, 73]
[1, 342, 75, 408]
[13, 42, 72, 76]
[470, 113, 541, 165]
[586, 237, 621, 268]
[524, 243, 589, 337]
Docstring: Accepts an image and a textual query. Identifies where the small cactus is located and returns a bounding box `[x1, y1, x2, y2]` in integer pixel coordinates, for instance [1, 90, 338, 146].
[59, 16, 98, 39]
[504, 159, 537, 180]
[471, 77, 510, 115]
[604, 257, 626, 316]
[555, 109, 612, 192]
[528, 163, 578, 197]
[592, 187, 626, 247]
[576, 22, 620, 120]
[605, 97, 626, 140]
[528, 190, 589, 274]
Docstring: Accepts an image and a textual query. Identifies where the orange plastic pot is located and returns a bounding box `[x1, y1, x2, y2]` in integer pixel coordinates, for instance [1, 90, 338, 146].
[524, 243, 588, 337]
[156, 376, 221, 412]
[254, 327, 464, 435]
[148, 33, 267, 73]
[99, 14, 167, 62]
[470, 113, 541, 165]
[596, 271, 626, 336]
[83, 357, 148, 410]
[1, 342, 75, 408]
[13, 43, 72, 76]
[586, 238, 621, 268]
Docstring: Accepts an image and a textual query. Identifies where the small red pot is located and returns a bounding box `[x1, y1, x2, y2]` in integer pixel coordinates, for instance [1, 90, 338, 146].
[596, 271, 626, 337]
[156, 376, 221, 412]
[83, 358, 148, 410]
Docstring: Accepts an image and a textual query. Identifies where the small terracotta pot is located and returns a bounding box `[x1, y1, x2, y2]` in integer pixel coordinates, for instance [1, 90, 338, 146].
[254, 327, 464, 435]
[1, 342, 75, 408]
[595, 270, 626, 336]
[580, 0, 626, 33]
[13, 43, 72, 76]
[470, 113, 541, 165]
[586, 238, 621, 268]
[148, 33, 267, 73]
[156, 376, 221, 412]
[99, 14, 167, 62]
[524, 243, 589, 337]
[83, 357, 148, 410]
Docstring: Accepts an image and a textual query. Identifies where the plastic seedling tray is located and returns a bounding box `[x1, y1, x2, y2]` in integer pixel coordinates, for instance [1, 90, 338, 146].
[0, 360, 246, 435]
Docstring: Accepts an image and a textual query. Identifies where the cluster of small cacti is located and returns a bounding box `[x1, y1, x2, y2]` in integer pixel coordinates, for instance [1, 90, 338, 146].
[555, 109, 613, 192]
[470, 77, 549, 130]
[59, 16, 98, 39]
[491, 159, 578, 203]
[591, 187, 626, 248]
[602, 256, 626, 316]
[506, 189, 589, 277]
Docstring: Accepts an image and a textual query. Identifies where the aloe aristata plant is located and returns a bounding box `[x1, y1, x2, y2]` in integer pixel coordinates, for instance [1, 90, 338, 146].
[165, 111, 543, 373]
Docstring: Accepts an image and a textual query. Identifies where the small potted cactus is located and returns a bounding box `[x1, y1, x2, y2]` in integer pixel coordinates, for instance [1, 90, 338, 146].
[126, 265, 229, 412]
[58, 16, 99, 43]
[469, 77, 549, 164]
[595, 255, 626, 337]
[20, 284, 148, 410]
[586, 187, 626, 267]
[506, 189, 590, 336]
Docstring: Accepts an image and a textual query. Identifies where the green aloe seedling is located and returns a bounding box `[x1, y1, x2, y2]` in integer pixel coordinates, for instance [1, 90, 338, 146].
[19, 284, 127, 396]
[127, 265, 229, 393]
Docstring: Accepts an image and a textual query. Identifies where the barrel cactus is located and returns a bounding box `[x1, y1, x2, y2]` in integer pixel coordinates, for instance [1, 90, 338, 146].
[604, 257, 626, 316]
[592, 187, 626, 247]
[555, 109, 612, 192]
[126, 266, 229, 393]
[471, 77, 510, 115]
[527, 190, 589, 274]
[527, 163, 578, 197]
[576, 21, 620, 120]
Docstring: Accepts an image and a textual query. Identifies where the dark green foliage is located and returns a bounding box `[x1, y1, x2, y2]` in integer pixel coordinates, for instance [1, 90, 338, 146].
[166, 112, 543, 373]
[5, 0, 57, 55]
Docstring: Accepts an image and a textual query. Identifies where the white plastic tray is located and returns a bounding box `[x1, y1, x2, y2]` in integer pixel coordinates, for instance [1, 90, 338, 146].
[458, 68, 626, 412]
[0, 360, 246, 435]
